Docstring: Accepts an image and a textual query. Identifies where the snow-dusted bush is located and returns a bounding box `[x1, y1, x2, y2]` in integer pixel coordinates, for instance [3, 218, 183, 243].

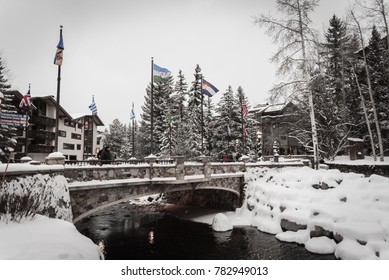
[0, 174, 72, 223]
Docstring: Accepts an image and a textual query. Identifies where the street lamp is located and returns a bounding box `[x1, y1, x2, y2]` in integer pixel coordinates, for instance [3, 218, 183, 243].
[256, 130, 262, 159]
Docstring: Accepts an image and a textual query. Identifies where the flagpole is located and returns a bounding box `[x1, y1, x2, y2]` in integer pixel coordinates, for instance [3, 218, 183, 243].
[24, 83, 31, 156]
[150, 57, 154, 155]
[54, 25, 63, 152]
[200, 75, 204, 154]
[132, 102, 135, 158]
[239, 93, 245, 155]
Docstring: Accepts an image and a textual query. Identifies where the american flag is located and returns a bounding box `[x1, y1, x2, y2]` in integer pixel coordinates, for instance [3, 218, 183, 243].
[242, 99, 248, 118]
[19, 89, 32, 108]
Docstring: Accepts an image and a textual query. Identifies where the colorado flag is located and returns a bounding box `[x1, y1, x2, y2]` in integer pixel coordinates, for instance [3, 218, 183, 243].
[202, 79, 219, 97]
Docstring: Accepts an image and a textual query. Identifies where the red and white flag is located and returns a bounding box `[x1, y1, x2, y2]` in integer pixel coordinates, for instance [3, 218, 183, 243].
[19, 89, 32, 108]
[242, 99, 248, 118]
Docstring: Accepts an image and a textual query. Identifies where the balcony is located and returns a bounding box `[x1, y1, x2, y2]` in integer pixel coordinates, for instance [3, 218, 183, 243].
[30, 130, 55, 141]
[29, 144, 55, 154]
[31, 115, 56, 127]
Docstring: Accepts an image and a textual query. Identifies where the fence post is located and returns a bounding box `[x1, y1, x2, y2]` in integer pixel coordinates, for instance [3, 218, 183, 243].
[199, 155, 211, 179]
[174, 156, 186, 180]
[144, 154, 157, 179]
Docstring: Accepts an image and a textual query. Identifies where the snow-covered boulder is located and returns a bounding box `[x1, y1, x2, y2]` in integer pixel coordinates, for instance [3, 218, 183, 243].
[212, 213, 233, 232]
[45, 152, 65, 165]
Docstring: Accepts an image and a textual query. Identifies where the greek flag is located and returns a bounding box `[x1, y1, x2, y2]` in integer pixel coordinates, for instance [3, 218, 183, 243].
[130, 103, 136, 120]
[89, 96, 98, 115]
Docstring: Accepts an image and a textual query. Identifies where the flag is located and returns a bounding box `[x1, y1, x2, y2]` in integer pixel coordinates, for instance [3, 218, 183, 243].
[130, 103, 136, 120]
[202, 79, 219, 97]
[89, 96, 98, 115]
[153, 64, 171, 83]
[19, 88, 32, 108]
[54, 30, 64, 66]
[242, 99, 248, 118]
[168, 115, 173, 132]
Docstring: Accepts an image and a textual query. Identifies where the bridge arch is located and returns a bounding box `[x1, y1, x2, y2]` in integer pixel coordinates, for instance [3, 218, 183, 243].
[70, 175, 243, 223]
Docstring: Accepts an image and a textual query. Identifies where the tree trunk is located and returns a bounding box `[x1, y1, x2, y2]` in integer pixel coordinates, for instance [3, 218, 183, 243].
[297, 0, 319, 169]
[351, 9, 385, 161]
[351, 64, 376, 160]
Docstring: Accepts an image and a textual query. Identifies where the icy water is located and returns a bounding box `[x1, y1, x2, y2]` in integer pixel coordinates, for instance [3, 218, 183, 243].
[75, 202, 336, 260]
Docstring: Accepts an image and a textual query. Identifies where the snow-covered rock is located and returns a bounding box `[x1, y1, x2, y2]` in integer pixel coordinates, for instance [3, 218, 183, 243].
[212, 213, 233, 232]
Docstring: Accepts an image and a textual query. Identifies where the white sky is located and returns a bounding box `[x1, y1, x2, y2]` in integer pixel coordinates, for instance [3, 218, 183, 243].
[0, 0, 350, 130]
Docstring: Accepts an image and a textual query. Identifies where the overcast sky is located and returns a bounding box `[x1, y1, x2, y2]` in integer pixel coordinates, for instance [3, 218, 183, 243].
[0, 0, 350, 130]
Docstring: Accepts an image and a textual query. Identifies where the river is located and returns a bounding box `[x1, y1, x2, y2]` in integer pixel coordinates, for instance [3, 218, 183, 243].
[75, 202, 336, 260]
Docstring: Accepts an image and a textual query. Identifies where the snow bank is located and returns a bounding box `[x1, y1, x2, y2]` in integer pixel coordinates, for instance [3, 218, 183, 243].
[232, 166, 389, 260]
[0, 215, 102, 260]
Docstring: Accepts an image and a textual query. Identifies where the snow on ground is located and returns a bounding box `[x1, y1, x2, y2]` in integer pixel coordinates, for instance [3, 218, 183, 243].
[0, 215, 103, 260]
[2, 159, 389, 260]
[229, 166, 389, 260]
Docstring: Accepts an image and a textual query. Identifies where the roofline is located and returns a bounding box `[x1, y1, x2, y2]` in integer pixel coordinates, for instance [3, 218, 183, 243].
[31, 95, 73, 120]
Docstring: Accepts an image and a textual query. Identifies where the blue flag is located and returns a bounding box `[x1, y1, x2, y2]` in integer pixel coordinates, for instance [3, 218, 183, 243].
[153, 64, 171, 83]
[54, 30, 64, 65]
[89, 96, 98, 115]
[130, 103, 136, 120]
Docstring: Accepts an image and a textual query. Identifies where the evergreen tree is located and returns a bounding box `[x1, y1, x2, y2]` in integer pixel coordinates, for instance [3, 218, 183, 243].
[366, 25, 389, 151]
[154, 75, 175, 157]
[316, 15, 357, 159]
[236, 86, 256, 158]
[170, 70, 190, 156]
[173, 70, 188, 121]
[204, 96, 215, 156]
[186, 64, 203, 157]
[138, 84, 152, 157]
[212, 86, 240, 160]
[0, 54, 16, 163]
[107, 119, 127, 159]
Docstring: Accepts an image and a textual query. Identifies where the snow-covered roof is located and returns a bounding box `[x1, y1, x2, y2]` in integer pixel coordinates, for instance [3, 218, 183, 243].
[264, 103, 287, 113]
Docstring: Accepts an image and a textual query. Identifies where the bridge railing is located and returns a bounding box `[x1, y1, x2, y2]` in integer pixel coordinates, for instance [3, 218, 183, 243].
[44, 155, 307, 183]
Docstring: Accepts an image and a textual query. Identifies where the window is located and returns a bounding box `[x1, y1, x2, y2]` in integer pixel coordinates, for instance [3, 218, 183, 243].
[77, 144, 81, 150]
[63, 143, 75, 150]
[58, 130, 66, 137]
[64, 119, 76, 128]
[78, 123, 82, 129]
[69, 155, 77, 160]
[71, 133, 81, 140]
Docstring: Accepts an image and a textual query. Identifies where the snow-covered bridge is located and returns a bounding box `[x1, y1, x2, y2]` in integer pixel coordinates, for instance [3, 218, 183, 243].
[0, 155, 306, 223]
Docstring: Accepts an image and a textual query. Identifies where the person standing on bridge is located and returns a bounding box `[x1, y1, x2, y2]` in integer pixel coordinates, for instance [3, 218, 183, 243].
[100, 145, 112, 165]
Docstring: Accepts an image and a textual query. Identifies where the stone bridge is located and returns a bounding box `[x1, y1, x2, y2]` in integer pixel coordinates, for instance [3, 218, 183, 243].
[1, 155, 306, 224]
[67, 156, 247, 223]
[65, 156, 306, 223]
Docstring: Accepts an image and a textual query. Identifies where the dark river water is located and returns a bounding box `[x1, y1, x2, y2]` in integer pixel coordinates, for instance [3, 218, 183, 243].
[75, 202, 336, 260]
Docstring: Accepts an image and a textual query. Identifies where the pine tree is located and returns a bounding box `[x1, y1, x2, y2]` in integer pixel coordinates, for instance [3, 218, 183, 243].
[138, 84, 153, 157]
[204, 96, 215, 156]
[366, 25, 389, 151]
[154, 75, 175, 157]
[173, 70, 188, 121]
[0, 54, 16, 163]
[316, 15, 357, 159]
[212, 86, 241, 160]
[107, 119, 127, 159]
[186, 64, 203, 157]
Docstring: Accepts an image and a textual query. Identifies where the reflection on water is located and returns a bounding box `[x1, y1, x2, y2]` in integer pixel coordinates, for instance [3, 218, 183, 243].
[75, 202, 336, 260]
[148, 230, 155, 244]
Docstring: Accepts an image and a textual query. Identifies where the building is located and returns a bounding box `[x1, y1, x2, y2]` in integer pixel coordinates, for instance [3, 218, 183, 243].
[250, 102, 304, 156]
[4, 91, 104, 162]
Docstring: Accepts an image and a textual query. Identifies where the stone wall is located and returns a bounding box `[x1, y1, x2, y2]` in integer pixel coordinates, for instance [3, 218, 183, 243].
[326, 163, 389, 177]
